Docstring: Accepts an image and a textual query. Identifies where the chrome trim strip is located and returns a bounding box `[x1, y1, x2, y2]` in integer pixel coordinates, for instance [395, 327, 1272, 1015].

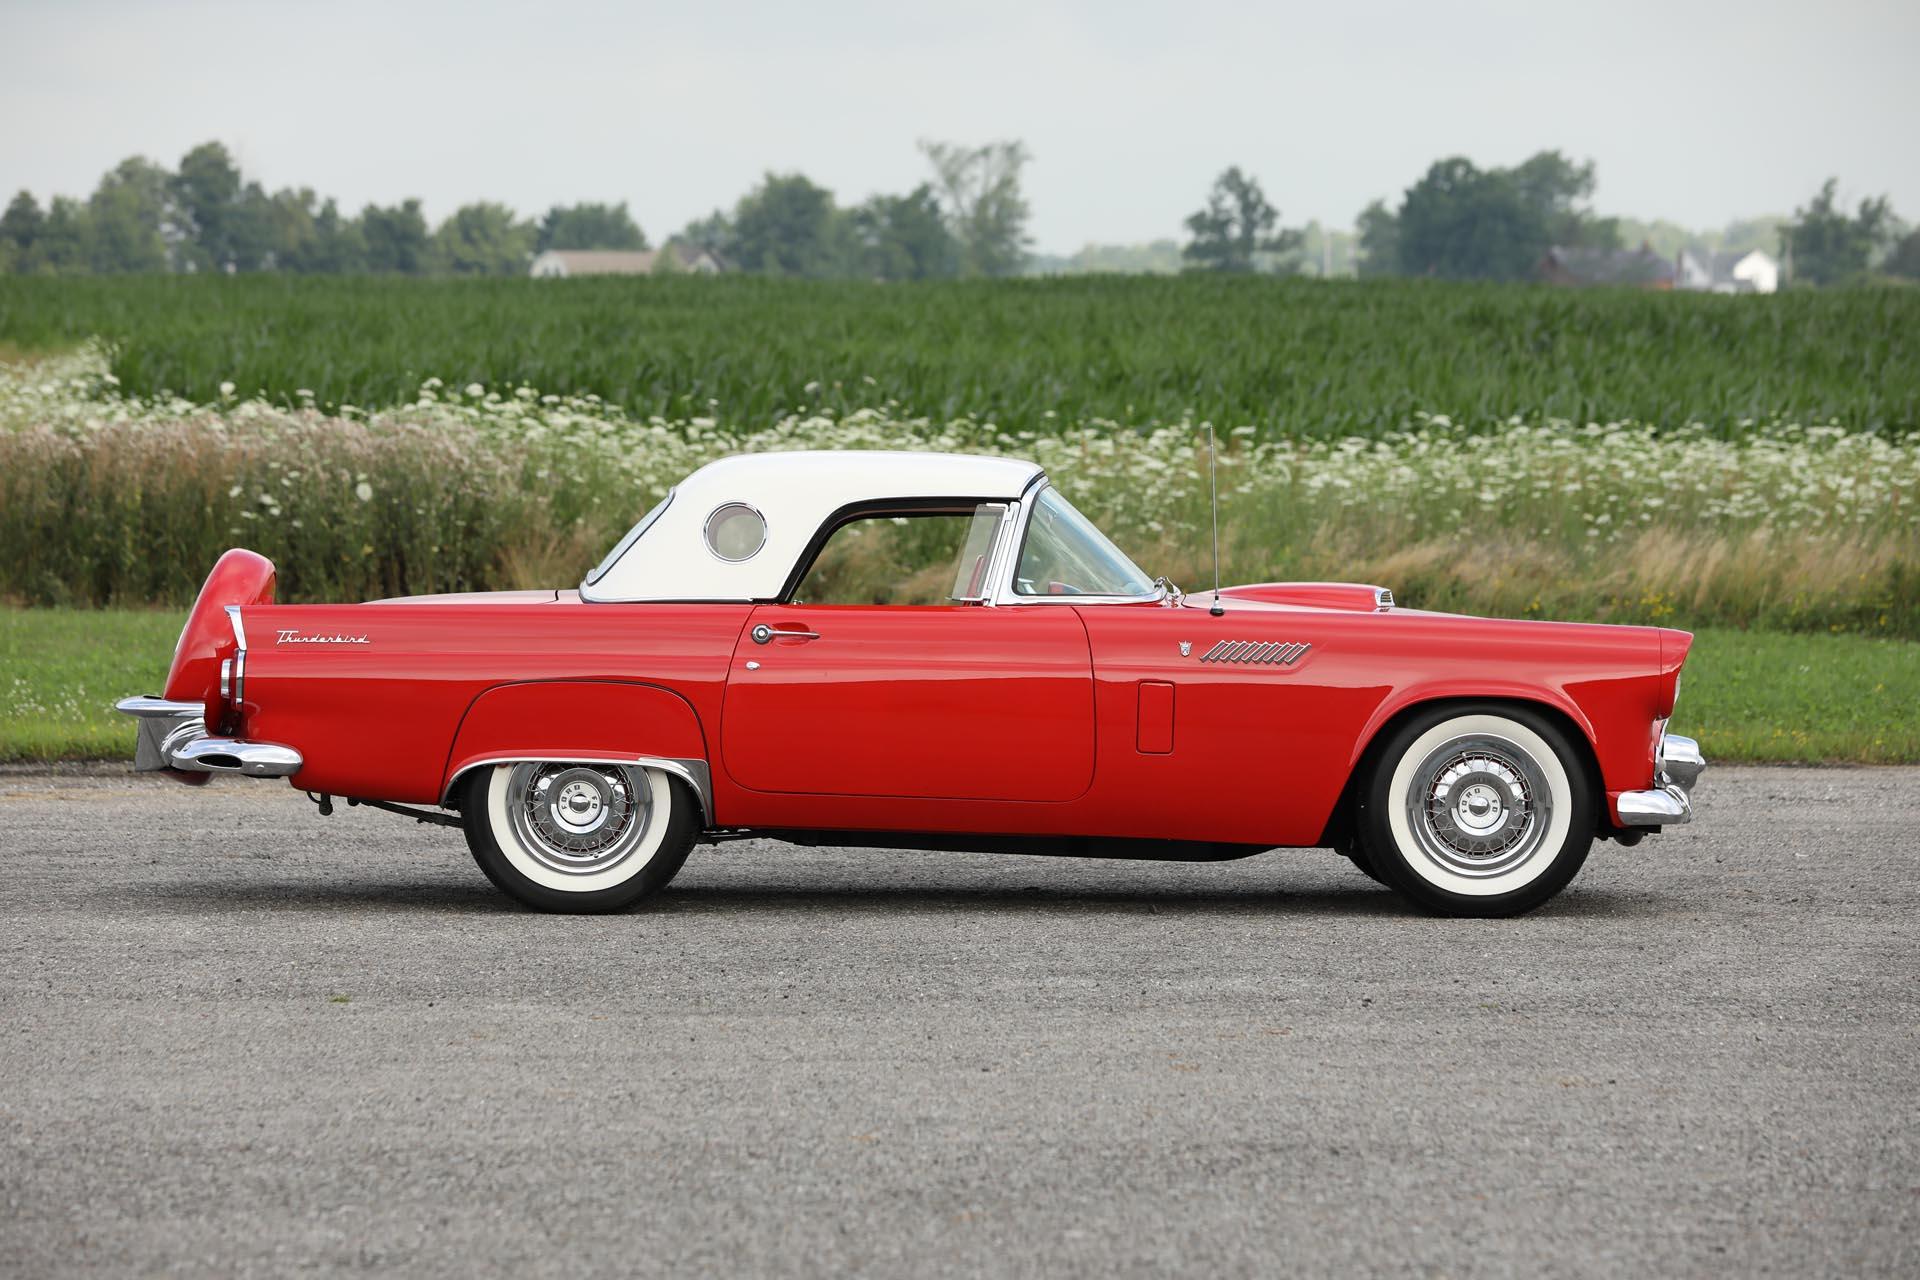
[442, 754, 713, 822]
[116, 695, 204, 719]
[223, 605, 250, 708]
[170, 737, 303, 778]
[1617, 785, 1692, 826]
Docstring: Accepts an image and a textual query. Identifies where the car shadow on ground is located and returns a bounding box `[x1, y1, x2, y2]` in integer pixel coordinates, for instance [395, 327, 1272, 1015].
[138, 874, 1645, 921]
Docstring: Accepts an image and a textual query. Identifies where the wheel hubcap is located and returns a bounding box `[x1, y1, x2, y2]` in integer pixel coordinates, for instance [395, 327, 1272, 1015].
[1405, 737, 1552, 879]
[506, 763, 652, 875]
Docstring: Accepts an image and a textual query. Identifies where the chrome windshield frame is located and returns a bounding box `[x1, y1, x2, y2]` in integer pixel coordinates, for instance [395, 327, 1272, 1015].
[989, 480, 1164, 607]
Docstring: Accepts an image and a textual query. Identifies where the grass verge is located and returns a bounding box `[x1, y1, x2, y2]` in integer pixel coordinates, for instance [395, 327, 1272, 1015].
[2, 607, 1913, 766]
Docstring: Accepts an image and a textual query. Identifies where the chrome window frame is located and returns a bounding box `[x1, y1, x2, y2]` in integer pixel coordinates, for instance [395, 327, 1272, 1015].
[987, 479, 1164, 607]
[703, 501, 768, 563]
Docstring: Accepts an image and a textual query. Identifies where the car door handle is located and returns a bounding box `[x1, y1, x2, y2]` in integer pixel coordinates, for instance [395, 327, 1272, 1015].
[751, 624, 820, 645]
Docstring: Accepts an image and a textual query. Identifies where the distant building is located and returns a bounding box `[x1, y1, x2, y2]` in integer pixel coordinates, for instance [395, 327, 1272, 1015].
[1676, 247, 1779, 294]
[1539, 243, 1676, 289]
[530, 244, 724, 278]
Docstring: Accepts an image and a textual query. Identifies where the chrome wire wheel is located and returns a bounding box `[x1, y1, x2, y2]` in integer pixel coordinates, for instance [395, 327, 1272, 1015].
[464, 759, 697, 913]
[1404, 738, 1553, 880]
[1376, 709, 1583, 907]
[503, 762, 653, 877]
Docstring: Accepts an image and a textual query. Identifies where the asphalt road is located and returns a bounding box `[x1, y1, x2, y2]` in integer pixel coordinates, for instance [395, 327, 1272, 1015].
[1, 766, 1916, 1278]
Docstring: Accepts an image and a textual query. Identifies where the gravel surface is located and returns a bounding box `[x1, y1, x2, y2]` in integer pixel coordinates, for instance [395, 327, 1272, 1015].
[2, 766, 1916, 1278]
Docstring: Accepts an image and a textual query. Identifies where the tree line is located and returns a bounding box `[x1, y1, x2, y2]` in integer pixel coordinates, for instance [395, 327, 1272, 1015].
[1180, 152, 1920, 286]
[6, 138, 1915, 286]
[0, 140, 1034, 280]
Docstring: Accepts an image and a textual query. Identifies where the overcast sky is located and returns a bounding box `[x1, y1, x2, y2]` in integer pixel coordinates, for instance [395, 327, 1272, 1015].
[4, 0, 1916, 252]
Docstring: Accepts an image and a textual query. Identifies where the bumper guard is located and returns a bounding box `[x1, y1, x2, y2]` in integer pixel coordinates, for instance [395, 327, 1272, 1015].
[1616, 733, 1705, 827]
[116, 695, 303, 778]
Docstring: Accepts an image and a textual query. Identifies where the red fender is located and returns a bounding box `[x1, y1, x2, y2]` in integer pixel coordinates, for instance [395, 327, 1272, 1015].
[440, 681, 712, 816]
[163, 547, 276, 721]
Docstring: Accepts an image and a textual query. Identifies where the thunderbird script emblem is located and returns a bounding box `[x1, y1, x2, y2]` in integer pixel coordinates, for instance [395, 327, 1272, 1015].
[275, 630, 370, 645]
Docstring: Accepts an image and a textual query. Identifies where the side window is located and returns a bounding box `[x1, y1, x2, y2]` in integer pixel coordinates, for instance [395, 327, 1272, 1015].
[793, 504, 1005, 605]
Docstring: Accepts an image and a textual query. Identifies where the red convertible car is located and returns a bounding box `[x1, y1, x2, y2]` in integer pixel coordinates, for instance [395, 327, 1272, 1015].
[120, 450, 1703, 917]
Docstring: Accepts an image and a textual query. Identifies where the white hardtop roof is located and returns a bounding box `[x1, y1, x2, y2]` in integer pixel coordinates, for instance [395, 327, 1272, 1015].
[583, 450, 1045, 602]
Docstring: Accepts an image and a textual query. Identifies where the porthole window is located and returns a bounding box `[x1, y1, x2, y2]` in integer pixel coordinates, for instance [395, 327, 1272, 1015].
[704, 503, 767, 562]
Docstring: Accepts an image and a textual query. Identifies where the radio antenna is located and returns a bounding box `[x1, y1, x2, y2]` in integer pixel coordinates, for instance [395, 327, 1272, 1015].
[1207, 424, 1225, 616]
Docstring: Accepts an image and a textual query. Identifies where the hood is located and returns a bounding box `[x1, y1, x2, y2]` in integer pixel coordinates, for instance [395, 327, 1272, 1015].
[1198, 582, 1394, 612]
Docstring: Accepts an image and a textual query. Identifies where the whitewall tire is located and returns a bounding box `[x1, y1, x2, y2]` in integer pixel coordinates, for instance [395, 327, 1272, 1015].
[460, 762, 698, 913]
[1357, 705, 1595, 917]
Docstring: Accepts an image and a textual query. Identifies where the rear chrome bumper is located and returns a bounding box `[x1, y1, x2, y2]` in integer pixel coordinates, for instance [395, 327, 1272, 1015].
[115, 695, 303, 778]
[1616, 733, 1706, 827]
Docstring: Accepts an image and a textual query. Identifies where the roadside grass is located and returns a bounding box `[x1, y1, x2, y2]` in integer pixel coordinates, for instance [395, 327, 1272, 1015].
[2, 607, 1913, 766]
[1679, 628, 1919, 764]
[1, 608, 180, 761]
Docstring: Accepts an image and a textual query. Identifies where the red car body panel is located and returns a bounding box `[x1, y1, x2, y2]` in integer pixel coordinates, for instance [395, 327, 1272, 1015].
[720, 604, 1096, 803]
[164, 583, 1684, 845]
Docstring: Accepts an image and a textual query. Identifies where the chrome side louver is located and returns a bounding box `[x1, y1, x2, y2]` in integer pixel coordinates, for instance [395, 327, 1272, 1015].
[1197, 641, 1311, 665]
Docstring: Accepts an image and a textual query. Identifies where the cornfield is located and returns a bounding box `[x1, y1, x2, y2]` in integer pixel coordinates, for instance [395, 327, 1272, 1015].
[2, 274, 1915, 436]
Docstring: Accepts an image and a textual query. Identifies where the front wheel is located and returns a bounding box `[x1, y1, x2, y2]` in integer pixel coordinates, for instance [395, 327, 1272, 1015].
[1356, 705, 1595, 918]
[460, 761, 698, 913]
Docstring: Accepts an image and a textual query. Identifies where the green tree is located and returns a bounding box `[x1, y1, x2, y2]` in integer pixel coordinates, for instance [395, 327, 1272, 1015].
[1392, 158, 1543, 280]
[1884, 228, 1920, 281]
[848, 184, 958, 280]
[258, 187, 318, 270]
[921, 140, 1031, 277]
[1782, 179, 1893, 285]
[729, 173, 843, 276]
[1, 191, 45, 272]
[1355, 199, 1400, 277]
[1509, 151, 1618, 251]
[1182, 167, 1302, 273]
[306, 199, 367, 273]
[430, 202, 535, 275]
[536, 202, 648, 252]
[172, 141, 245, 271]
[1363, 150, 1614, 281]
[226, 182, 281, 271]
[359, 200, 431, 274]
[23, 197, 94, 273]
[87, 157, 173, 272]
[674, 209, 733, 263]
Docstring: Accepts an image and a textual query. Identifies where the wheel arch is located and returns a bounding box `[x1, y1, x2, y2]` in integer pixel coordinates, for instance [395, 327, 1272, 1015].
[439, 680, 714, 822]
[1317, 693, 1605, 847]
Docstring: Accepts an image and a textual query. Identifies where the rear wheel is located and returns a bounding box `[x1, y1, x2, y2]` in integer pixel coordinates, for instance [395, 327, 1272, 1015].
[1356, 705, 1595, 917]
[460, 761, 697, 913]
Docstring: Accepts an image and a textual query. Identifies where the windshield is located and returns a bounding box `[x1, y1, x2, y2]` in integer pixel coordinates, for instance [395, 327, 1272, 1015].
[1014, 487, 1155, 597]
[583, 490, 673, 587]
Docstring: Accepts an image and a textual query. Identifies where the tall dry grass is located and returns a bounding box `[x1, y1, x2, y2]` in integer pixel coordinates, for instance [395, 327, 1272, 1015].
[2, 347, 1913, 634]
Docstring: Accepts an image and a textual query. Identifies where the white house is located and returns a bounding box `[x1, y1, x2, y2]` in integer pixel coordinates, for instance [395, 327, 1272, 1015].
[530, 245, 724, 278]
[1676, 247, 1779, 294]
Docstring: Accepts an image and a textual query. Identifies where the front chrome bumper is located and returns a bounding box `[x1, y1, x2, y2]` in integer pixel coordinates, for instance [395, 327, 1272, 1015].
[1616, 733, 1705, 827]
[115, 695, 303, 778]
